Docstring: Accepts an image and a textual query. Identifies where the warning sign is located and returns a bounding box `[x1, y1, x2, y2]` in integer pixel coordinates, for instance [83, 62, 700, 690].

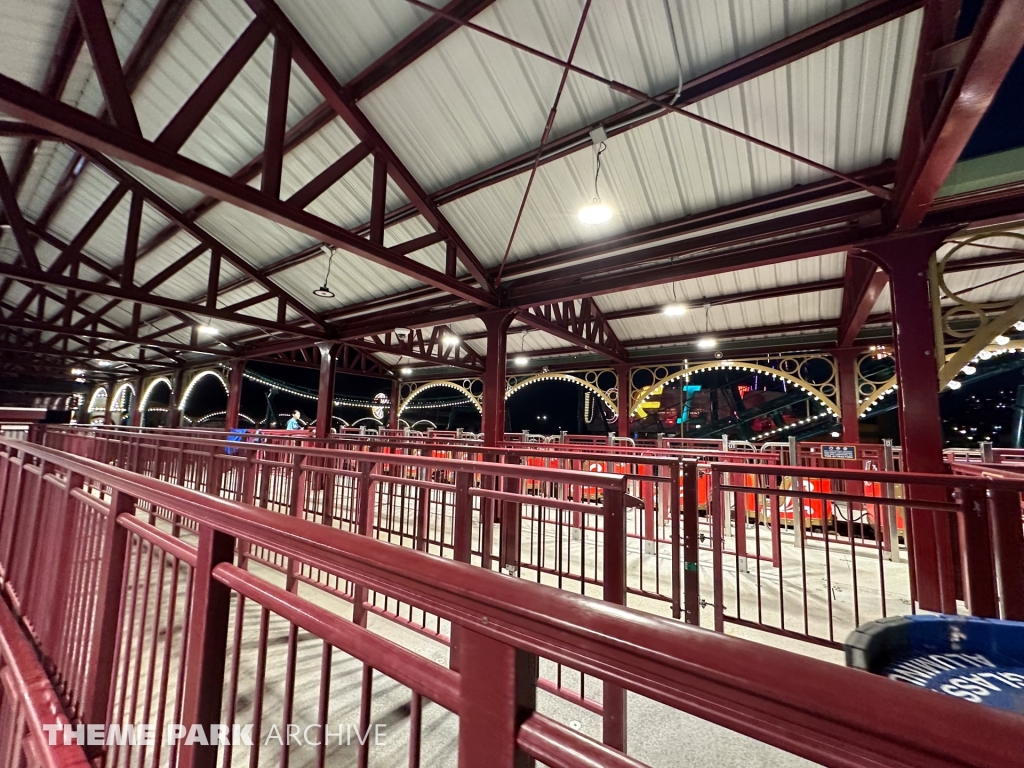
[821, 445, 857, 460]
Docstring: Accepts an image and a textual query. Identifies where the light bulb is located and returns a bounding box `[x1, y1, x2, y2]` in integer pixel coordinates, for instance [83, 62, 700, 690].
[401, 367, 413, 375]
[441, 333, 460, 346]
[697, 337, 717, 349]
[947, 380, 962, 390]
[1015, 321, 1024, 332]
[663, 304, 686, 316]
[995, 335, 1010, 346]
[962, 365, 976, 375]
[830, 431, 840, 438]
[198, 324, 219, 335]
[577, 202, 612, 225]
[514, 356, 529, 366]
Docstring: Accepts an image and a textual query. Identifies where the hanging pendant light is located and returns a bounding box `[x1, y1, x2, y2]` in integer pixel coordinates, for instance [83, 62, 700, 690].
[697, 303, 716, 349]
[313, 245, 336, 298]
[578, 127, 612, 225]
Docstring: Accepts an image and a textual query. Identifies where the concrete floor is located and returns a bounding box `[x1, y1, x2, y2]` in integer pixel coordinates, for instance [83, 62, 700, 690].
[101, 487, 921, 767]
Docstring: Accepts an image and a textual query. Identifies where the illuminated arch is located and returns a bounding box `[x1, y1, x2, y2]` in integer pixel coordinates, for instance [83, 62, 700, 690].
[505, 372, 617, 415]
[858, 376, 897, 417]
[179, 369, 229, 412]
[87, 387, 108, 412]
[398, 381, 482, 417]
[110, 382, 136, 412]
[352, 417, 383, 427]
[632, 361, 840, 418]
[139, 377, 173, 413]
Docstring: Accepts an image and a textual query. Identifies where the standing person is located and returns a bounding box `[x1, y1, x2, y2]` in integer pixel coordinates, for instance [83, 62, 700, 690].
[286, 410, 303, 430]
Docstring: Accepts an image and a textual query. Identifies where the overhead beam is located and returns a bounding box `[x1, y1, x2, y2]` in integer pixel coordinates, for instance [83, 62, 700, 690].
[0, 262, 321, 339]
[246, 0, 496, 294]
[837, 255, 889, 346]
[518, 299, 629, 363]
[74, 0, 141, 134]
[353, 326, 486, 371]
[0, 78, 494, 307]
[892, 0, 1024, 229]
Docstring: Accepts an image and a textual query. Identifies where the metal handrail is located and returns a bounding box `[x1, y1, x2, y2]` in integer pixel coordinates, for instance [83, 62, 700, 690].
[2, 438, 1024, 767]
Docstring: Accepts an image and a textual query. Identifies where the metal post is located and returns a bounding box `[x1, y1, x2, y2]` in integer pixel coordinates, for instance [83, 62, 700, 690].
[179, 526, 235, 768]
[980, 441, 995, 464]
[681, 461, 698, 625]
[224, 360, 245, 432]
[128, 375, 143, 426]
[481, 310, 514, 446]
[456, 627, 537, 768]
[389, 378, 400, 431]
[167, 369, 185, 428]
[988, 489, 1024, 620]
[957, 487, 998, 618]
[602, 484, 627, 751]
[787, 435, 798, 466]
[81, 489, 132, 727]
[882, 439, 900, 562]
[314, 342, 338, 438]
[450, 471, 473, 671]
[835, 348, 861, 443]
[615, 363, 630, 438]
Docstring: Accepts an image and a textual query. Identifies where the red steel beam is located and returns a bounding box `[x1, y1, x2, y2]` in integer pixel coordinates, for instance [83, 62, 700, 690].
[74, 0, 141, 134]
[837, 255, 889, 346]
[892, 0, 1024, 229]
[246, 0, 496, 294]
[0, 75, 495, 307]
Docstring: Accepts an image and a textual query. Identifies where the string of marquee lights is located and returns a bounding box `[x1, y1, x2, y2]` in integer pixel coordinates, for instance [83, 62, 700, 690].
[752, 412, 831, 441]
[196, 411, 257, 426]
[632, 360, 839, 418]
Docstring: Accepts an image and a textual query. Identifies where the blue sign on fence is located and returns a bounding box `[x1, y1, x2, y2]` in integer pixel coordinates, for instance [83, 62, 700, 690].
[821, 444, 857, 460]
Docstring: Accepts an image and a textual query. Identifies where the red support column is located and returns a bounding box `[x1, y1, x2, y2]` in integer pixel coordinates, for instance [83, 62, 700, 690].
[166, 368, 184, 428]
[224, 360, 245, 431]
[315, 341, 338, 438]
[389, 377, 400, 430]
[481, 310, 514, 447]
[616, 364, 630, 438]
[102, 377, 113, 425]
[835, 349, 860, 443]
[864, 231, 956, 613]
[128, 375, 143, 426]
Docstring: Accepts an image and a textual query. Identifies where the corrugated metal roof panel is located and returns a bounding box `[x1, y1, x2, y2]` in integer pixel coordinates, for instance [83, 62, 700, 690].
[279, 0, 449, 86]
[60, 0, 160, 115]
[593, 253, 847, 314]
[0, 0, 66, 92]
[271, 250, 425, 309]
[361, 0, 875, 193]
[437, 11, 917, 268]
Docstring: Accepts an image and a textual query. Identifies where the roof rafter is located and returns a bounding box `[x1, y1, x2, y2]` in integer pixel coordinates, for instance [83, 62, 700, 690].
[892, 0, 1024, 229]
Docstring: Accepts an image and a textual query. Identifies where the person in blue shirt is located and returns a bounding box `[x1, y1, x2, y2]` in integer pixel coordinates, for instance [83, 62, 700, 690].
[286, 410, 303, 430]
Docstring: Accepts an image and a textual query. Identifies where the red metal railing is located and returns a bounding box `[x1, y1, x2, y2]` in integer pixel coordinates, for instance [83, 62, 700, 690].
[36, 427, 1024, 649]
[708, 461, 1024, 647]
[3, 437, 1024, 767]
